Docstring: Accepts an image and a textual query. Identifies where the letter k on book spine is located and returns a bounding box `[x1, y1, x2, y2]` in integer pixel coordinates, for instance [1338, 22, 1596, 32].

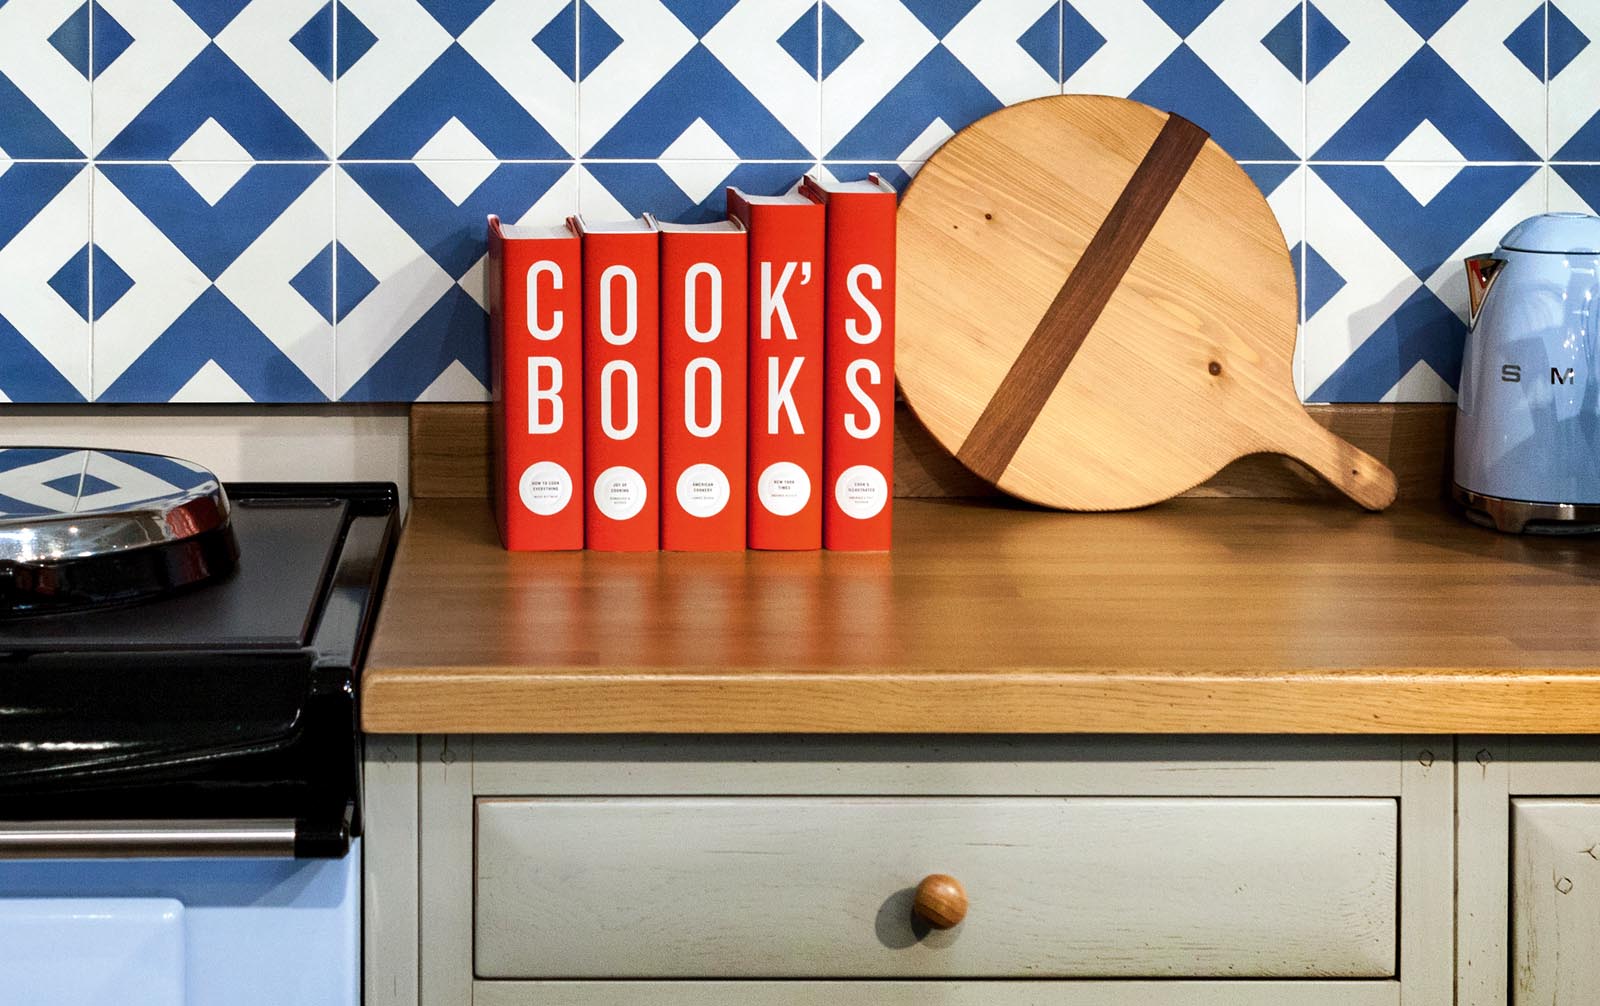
[488, 215, 583, 551]
[572, 215, 660, 552]
[727, 188, 825, 550]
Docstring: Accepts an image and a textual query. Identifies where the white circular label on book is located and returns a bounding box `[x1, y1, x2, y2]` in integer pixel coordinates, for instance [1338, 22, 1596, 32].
[676, 463, 730, 518]
[757, 461, 810, 517]
[593, 465, 647, 521]
[834, 464, 888, 519]
[519, 461, 572, 516]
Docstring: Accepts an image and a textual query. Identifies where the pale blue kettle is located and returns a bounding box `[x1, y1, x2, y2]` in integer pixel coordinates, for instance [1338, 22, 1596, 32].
[1456, 212, 1600, 532]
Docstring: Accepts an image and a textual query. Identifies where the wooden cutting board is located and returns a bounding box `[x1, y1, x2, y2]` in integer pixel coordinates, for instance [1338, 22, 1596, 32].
[896, 95, 1398, 511]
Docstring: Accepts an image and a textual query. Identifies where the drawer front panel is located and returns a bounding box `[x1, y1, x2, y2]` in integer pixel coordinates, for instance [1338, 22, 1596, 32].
[1512, 798, 1600, 1005]
[475, 797, 1396, 979]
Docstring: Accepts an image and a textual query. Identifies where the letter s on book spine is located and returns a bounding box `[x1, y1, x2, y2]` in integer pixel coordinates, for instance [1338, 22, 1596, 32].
[488, 215, 584, 551]
[800, 174, 897, 551]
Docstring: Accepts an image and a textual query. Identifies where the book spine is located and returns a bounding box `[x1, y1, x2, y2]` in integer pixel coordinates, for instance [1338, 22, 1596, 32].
[732, 199, 825, 549]
[490, 218, 584, 550]
[582, 231, 660, 551]
[660, 230, 748, 550]
[820, 190, 896, 550]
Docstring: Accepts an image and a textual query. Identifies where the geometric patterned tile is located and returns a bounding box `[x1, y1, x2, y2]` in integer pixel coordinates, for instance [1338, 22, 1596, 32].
[0, 162, 91, 402]
[0, 0, 91, 158]
[93, 0, 332, 158]
[581, 0, 817, 159]
[338, 0, 574, 158]
[823, 0, 1058, 161]
[334, 162, 575, 401]
[1307, 0, 1544, 161]
[1551, 164, 1600, 214]
[580, 160, 809, 223]
[1550, 0, 1600, 159]
[1066, 0, 1303, 160]
[91, 164, 334, 401]
[1302, 164, 1544, 403]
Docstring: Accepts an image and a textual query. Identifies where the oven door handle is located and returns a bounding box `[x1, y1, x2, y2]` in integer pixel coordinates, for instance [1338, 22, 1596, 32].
[0, 819, 302, 859]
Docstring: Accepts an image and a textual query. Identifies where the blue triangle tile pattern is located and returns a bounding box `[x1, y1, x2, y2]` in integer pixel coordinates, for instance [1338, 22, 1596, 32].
[1305, 4, 1347, 81]
[91, 2, 134, 74]
[335, 243, 379, 323]
[291, 3, 334, 82]
[533, 2, 577, 82]
[335, 3, 379, 76]
[0, 0, 1582, 403]
[1061, 1, 1299, 161]
[1017, 8, 1057, 80]
[577, 1, 623, 81]
[48, 3, 89, 79]
[1549, 5, 1590, 80]
[48, 247, 90, 322]
[89, 163, 332, 401]
[1060, 4, 1106, 82]
[1307, 165, 1541, 402]
[1261, 9, 1300, 78]
[780, 4, 822, 78]
[91, 246, 134, 321]
[1315, 48, 1538, 161]
[289, 242, 334, 323]
[1504, 8, 1544, 80]
[336, 161, 570, 400]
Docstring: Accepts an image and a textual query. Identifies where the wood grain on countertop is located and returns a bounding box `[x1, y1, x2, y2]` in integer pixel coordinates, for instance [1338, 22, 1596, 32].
[362, 496, 1600, 735]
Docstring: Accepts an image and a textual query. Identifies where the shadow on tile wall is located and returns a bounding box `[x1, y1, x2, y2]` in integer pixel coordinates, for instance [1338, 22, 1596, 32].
[0, 0, 1596, 404]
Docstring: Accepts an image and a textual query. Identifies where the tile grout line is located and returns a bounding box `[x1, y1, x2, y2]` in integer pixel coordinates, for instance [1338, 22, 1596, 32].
[87, 0, 95, 403]
[332, 0, 340, 402]
[817, 0, 823, 171]
[1299, 0, 1308, 402]
[575, 0, 583, 210]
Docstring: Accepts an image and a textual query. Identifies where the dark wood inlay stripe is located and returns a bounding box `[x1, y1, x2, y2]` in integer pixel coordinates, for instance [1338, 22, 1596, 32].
[956, 113, 1211, 483]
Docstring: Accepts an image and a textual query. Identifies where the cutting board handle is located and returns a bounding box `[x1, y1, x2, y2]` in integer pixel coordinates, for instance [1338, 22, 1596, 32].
[1275, 411, 1400, 511]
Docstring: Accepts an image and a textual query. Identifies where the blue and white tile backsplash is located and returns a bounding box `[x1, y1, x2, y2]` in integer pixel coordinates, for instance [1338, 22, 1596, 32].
[2, 0, 1599, 403]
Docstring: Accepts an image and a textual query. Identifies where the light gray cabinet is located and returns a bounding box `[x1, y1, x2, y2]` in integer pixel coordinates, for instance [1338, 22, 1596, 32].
[476, 796, 1397, 979]
[366, 735, 1454, 1006]
[1458, 739, 1600, 1006]
[1512, 800, 1600, 1004]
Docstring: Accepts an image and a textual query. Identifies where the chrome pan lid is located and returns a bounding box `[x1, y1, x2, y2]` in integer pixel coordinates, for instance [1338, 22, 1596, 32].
[0, 448, 238, 617]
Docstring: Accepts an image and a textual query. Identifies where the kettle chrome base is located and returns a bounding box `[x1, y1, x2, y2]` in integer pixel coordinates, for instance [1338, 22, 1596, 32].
[1453, 485, 1600, 535]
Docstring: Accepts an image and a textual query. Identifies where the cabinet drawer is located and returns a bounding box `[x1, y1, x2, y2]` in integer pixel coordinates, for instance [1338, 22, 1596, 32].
[475, 797, 1396, 980]
[1512, 798, 1600, 1004]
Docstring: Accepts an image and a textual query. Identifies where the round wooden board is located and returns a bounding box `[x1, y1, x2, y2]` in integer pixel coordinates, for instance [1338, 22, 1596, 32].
[896, 95, 1396, 511]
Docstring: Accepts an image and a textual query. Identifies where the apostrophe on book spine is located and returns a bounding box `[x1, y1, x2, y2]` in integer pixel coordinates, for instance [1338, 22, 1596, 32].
[489, 215, 583, 551]
[728, 189, 825, 550]
[660, 221, 748, 551]
[574, 216, 661, 552]
[802, 174, 897, 551]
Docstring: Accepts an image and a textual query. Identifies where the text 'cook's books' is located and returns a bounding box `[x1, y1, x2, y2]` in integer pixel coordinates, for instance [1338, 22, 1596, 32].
[801, 174, 896, 551]
[658, 218, 749, 551]
[727, 189, 825, 551]
[488, 215, 583, 551]
[571, 215, 661, 552]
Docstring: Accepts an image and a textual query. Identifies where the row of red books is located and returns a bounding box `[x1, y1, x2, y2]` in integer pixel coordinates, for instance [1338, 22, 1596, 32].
[488, 174, 896, 552]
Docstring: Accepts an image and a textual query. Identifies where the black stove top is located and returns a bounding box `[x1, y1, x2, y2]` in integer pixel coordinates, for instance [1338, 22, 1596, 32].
[0, 482, 398, 858]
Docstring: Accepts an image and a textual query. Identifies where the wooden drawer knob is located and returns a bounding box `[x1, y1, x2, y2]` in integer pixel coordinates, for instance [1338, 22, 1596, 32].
[912, 874, 968, 929]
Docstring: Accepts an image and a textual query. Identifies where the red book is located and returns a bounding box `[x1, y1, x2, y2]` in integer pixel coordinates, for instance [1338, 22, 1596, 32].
[487, 215, 583, 551]
[726, 189, 825, 550]
[657, 218, 748, 551]
[802, 174, 896, 551]
[571, 215, 660, 551]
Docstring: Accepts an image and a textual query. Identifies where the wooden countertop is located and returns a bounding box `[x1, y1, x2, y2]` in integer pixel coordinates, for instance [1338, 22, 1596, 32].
[362, 497, 1600, 734]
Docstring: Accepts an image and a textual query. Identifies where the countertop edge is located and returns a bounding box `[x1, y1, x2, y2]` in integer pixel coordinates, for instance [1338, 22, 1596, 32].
[359, 670, 1600, 735]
